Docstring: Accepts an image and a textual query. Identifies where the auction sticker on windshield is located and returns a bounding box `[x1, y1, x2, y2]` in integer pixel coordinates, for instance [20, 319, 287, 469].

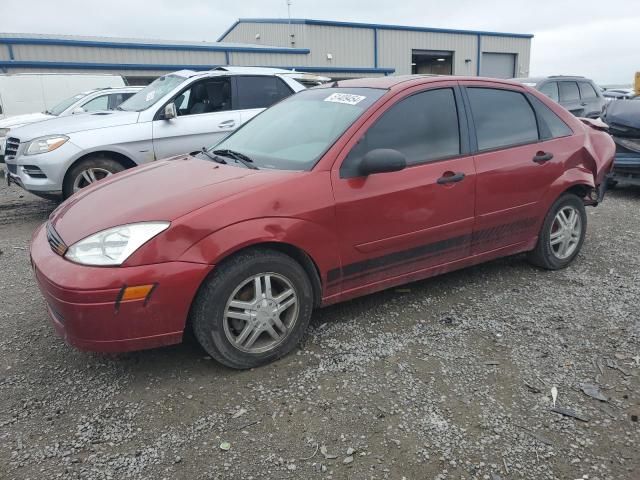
[324, 93, 366, 105]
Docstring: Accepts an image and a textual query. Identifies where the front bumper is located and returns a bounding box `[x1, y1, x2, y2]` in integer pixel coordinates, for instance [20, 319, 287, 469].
[30, 224, 214, 352]
[5, 140, 82, 197]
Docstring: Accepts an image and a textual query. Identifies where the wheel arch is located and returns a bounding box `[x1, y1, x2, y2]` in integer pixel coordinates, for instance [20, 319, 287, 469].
[214, 241, 324, 308]
[63, 150, 138, 188]
[178, 216, 341, 308]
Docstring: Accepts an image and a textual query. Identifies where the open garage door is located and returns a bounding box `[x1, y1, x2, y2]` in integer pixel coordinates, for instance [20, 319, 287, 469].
[481, 53, 516, 79]
[412, 50, 453, 75]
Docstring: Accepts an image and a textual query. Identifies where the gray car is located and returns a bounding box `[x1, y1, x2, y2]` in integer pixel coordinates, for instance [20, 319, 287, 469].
[4, 68, 304, 199]
[513, 76, 605, 119]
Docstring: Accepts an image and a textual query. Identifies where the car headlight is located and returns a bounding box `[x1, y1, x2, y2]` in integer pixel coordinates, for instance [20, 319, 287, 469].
[65, 222, 170, 266]
[25, 135, 69, 155]
[0, 128, 9, 137]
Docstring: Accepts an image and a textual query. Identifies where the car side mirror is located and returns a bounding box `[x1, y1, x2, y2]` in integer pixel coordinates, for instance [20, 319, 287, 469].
[359, 149, 407, 176]
[71, 106, 86, 115]
[163, 103, 177, 120]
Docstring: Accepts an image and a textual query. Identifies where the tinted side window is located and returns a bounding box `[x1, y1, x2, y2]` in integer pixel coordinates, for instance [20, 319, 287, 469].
[171, 78, 231, 117]
[578, 82, 598, 99]
[467, 88, 539, 151]
[528, 95, 573, 139]
[341, 88, 460, 176]
[235, 76, 293, 110]
[538, 82, 559, 102]
[558, 82, 580, 102]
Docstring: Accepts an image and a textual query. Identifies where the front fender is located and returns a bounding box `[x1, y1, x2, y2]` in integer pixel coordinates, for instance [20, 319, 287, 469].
[179, 216, 341, 285]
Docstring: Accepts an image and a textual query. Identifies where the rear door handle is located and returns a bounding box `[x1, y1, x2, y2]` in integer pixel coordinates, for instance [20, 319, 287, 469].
[218, 119, 236, 128]
[533, 151, 554, 163]
[437, 172, 465, 184]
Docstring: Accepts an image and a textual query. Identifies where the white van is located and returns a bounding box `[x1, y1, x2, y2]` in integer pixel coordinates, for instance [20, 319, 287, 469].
[0, 73, 126, 120]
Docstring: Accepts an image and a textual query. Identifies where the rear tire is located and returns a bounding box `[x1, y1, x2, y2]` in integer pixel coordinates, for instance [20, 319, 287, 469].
[191, 249, 313, 369]
[527, 193, 587, 270]
[63, 157, 125, 199]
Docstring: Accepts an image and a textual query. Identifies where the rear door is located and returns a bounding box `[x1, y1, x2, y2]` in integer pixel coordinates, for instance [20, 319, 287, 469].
[463, 83, 573, 253]
[234, 75, 294, 124]
[331, 83, 476, 291]
[558, 81, 583, 116]
[577, 81, 603, 118]
[151, 77, 240, 159]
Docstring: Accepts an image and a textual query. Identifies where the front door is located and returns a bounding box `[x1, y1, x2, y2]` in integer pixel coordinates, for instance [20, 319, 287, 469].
[463, 84, 570, 254]
[152, 77, 240, 159]
[331, 84, 476, 292]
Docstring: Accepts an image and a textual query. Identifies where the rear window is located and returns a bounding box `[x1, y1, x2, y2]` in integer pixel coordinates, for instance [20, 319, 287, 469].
[578, 82, 598, 99]
[467, 87, 539, 151]
[558, 82, 580, 102]
[235, 76, 293, 110]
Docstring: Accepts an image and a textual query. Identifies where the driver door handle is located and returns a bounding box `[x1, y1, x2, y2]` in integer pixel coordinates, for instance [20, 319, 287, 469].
[218, 119, 236, 129]
[437, 171, 465, 184]
[533, 151, 554, 163]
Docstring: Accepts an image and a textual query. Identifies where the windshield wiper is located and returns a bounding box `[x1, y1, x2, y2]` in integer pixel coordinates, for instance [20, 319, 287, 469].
[194, 148, 226, 164]
[212, 149, 259, 170]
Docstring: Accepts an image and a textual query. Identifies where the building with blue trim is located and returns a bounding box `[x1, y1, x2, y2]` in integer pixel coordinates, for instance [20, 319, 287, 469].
[0, 19, 532, 81]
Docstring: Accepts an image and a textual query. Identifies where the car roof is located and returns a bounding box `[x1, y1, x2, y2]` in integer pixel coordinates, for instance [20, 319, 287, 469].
[513, 76, 592, 85]
[323, 75, 530, 90]
[170, 67, 299, 80]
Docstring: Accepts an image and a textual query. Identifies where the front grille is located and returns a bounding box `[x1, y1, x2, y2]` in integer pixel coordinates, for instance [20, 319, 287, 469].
[6, 163, 17, 174]
[5, 137, 20, 158]
[46, 222, 68, 256]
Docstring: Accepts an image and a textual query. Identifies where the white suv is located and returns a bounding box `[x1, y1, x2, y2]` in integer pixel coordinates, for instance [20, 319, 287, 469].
[5, 68, 304, 199]
[0, 86, 141, 162]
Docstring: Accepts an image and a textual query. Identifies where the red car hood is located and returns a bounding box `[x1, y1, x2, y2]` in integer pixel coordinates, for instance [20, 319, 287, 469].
[50, 156, 277, 244]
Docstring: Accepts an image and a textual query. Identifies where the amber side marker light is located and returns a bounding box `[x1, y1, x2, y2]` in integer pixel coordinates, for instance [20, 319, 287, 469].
[115, 284, 157, 311]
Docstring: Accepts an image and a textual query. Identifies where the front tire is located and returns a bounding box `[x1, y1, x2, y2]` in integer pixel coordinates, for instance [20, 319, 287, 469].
[527, 193, 587, 270]
[63, 157, 125, 199]
[191, 249, 313, 369]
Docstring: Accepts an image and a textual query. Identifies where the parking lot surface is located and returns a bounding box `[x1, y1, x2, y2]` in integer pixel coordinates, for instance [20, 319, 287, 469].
[0, 179, 638, 480]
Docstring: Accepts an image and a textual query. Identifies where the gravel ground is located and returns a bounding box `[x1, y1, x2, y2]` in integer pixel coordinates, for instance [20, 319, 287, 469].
[0, 176, 638, 480]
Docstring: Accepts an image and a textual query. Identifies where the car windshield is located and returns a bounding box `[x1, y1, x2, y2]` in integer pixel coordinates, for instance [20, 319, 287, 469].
[47, 93, 89, 116]
[118, 74, 185, 112]
[210, 87, 386, 170]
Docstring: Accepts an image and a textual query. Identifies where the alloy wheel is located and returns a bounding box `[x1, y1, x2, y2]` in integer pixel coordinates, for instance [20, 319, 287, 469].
[549, 206, 582, 259]
[73, 167, 113, 192]
[223, 273, 299, 354]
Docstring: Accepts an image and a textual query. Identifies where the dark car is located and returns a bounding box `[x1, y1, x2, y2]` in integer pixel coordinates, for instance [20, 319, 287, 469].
[31, 76, 614, 369]
[514, 76, 605, 118]
[603, 99, 640, 186]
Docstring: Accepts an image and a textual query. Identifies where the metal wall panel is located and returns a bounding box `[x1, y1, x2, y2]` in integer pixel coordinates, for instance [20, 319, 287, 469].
[377, 30, 477, 76]
[480, 36, 531, 77]
[11, 44, 228, 66]
[4, 67, 172, 77]
[229, 52, 309, 68]
[223, 22, 306, 49]
[303, 25, 374, 67]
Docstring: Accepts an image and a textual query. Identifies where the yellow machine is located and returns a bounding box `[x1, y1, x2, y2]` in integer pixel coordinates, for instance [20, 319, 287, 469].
[636, 72, 640, 96]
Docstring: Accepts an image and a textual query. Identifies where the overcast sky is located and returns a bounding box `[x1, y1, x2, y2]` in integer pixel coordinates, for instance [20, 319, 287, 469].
[1, 0, 637, 85]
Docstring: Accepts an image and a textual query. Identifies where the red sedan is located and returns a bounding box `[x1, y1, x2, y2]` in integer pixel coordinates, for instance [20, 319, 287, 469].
[30, 76, 615, 369]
